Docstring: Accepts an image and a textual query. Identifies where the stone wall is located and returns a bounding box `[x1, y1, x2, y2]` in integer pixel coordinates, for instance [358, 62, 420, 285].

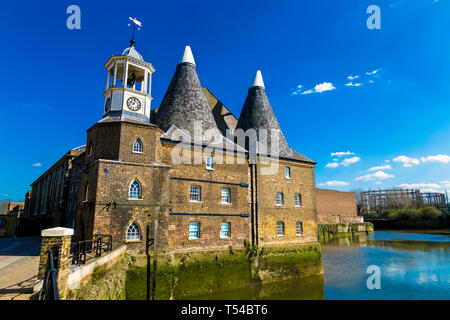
[0, 214, 18, 238]
[318, 222, 374, 242]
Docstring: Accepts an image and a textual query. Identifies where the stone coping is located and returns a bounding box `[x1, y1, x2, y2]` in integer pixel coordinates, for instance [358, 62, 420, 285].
[41, 227, 74, 237]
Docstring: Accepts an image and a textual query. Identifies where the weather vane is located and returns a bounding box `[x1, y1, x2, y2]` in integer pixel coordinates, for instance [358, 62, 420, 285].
[128, 17, 142, 47]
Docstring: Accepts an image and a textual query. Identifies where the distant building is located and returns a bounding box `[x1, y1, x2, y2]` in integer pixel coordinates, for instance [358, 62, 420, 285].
[316, 189, 362, 224]
[0, 201, 24, 238]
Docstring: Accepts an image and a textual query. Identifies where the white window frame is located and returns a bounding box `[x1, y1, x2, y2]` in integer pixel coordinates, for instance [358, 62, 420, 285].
[294, 194, 302, 207]
[129, 180, 142, 200]
[296, 221, 303, 237]
[220, 222, 231, 238]
[285, 167, 291, 179]
[221, 188, 231, 204]
[206, 156, 213, 170]
[126, 222, 141, 241]
[132, 139, 143, 154]
[190, 186, 201, 203]
[277, 221, 285, 237]
[189, 222, 200, 240]
[276, 192, 284, 206]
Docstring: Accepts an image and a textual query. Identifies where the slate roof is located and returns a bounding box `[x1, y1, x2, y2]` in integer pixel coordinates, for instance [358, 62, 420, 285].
[153, 59, 219, 136]
[236, 84, 314, 164]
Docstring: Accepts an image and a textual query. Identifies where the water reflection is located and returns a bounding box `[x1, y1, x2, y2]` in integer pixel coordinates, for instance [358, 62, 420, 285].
[188, 230, 450, 300]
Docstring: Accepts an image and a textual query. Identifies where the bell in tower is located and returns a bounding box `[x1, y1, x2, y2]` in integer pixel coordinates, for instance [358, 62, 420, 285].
[101, 18, 155, 123]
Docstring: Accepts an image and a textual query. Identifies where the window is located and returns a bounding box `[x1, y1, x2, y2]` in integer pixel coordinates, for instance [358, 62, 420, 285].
[220, 223, 231, 238]
[75, 183, 78, 192]
[126, 222, 141, 241]
[294, 194, 302, 207]
[285, 167, 291, 179]
[73, 201, 77, 211]
[206, 156, 213, 170]
[133, 139, 143, 153]
[88, 144, 93, 157]
[129, 180, 142, 199]
[296, 222, 303, 236]
[189, 222, 200, 239]
[190, 186, 201, 202]
[221, 188, 231, 204]
[276, 192, 284, 206]
[70, 184, 74, 193]
[277, 221, 285, 236]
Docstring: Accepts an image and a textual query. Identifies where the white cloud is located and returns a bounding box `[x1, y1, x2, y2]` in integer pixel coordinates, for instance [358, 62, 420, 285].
[356, 171, 394, 181]
[1, 194, 8, 197]
[347, 75, 360, 80]
[290, 85, 304, 96]
[385, 160, 391, 163]
[366, 69, 381, 75]
[326, 162, 340, 168]
[341, 157, 361, 167]
[440, 181, 450, 188]
[421, 155, 450, 164]
[331, 151, 355, 157]
[301, 82, 336, 95]
[393, 155, 420, 167]
[368, 165, 392, 171]
[32, 163, 43, 167]
[318, 180, 350, 187]
[369, 80, 374, 83]
[345, 82, 363, 87]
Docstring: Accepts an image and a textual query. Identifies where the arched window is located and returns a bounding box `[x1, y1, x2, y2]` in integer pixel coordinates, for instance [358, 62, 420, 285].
[126, 222, 141, 241]
[129, 180, 142, 199]
[133, 139, 143, 153]
[276, 221, 285, 236]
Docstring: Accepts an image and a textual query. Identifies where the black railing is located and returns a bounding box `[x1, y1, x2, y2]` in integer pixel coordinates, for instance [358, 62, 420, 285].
[70, 234, 113, 265]
[39, 245, 60, 300]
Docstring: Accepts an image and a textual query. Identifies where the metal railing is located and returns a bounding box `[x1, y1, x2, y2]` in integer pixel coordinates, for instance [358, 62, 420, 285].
[39, 245, 60, 300]
[70, 234, 113, 265]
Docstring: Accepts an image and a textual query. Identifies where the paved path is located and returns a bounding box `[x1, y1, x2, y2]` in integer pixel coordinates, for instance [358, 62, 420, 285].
[0, 237, 41, 300]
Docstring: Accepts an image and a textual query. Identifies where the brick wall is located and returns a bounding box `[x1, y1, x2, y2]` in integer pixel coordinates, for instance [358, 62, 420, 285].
[316, 188, 357, 222]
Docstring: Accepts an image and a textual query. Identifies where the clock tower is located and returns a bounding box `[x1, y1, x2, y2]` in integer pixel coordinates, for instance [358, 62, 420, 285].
[102, 40, 155, 123]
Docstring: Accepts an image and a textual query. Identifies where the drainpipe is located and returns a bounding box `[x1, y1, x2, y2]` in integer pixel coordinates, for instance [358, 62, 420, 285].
[249, 164, 255, 246]
[254, 163, 259, 246]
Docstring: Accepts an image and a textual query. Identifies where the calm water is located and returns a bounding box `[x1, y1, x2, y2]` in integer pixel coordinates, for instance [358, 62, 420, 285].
[188, 230, 450, 300]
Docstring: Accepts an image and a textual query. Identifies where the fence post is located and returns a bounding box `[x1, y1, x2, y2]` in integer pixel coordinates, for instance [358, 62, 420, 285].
[34, 227, 74, 299]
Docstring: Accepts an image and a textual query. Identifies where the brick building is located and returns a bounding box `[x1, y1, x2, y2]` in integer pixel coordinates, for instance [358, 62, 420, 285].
[316, 188, 361, 224]
[25, 42, 319, 252]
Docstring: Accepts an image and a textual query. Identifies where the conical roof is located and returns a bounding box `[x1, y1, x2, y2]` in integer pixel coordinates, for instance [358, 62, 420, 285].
[236, 71, 314, 163]
[154, 46, 218, 136]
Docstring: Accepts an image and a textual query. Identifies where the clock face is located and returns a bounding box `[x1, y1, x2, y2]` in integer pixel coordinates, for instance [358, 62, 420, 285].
[104, 97, 111, 113]
[126, 97, 141, 111]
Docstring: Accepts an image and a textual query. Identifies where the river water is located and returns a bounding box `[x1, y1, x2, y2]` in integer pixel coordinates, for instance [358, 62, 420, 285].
[188, 230, 450, 300]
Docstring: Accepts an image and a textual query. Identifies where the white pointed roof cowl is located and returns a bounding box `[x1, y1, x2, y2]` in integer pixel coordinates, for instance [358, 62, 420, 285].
[250, 70, 265, 88]
[179, 45, 196, 66]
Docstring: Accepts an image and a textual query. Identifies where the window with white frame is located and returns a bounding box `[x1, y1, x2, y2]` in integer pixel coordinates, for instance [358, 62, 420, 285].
[133, 139, 143, 153]
[220, 223, 231, 238]
[285, 167, 291, 179]
[276, 192, 284, 206]
[294, 194, 302, 207]
[221, 188, 231, 204]
[206, 156, 213, 170]
[189, 222, 200, 239]
[129, 180, 142, 199]
[126, 222, 140, 241]
[296, 221, 303, 236]
[277, 221, 285, 236]
[190, 186, 201, 202]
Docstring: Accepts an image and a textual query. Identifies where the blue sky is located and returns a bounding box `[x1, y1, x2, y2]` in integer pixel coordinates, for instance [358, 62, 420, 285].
[1, 0, 449, 201]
